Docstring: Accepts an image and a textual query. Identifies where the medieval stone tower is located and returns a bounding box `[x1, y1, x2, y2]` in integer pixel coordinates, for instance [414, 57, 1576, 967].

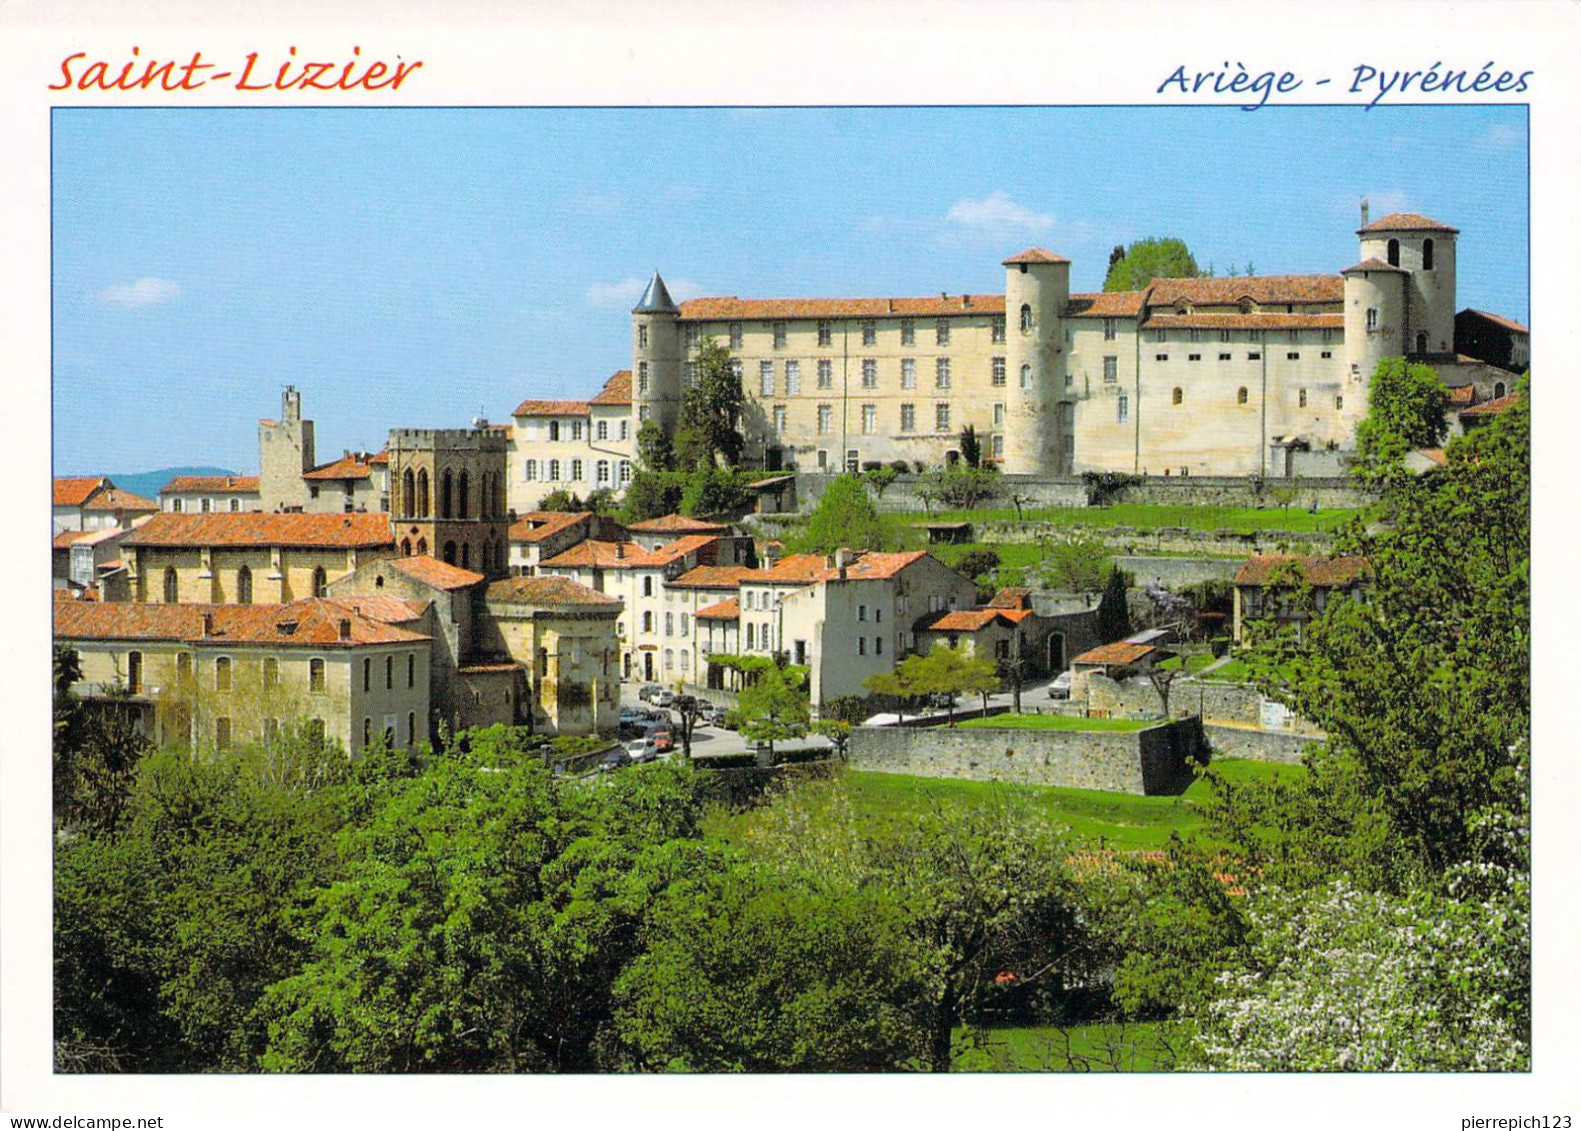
[258, 385, 317, 512]
[1001, 248, 1071, 475]
[1343, 206, 1459, 388]
[386, 423, 510, 577]
[631, 271, 684, 437]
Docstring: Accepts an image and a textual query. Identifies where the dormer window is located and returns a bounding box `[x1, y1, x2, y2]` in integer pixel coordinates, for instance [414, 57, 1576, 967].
[1238, 298, 1255, 315]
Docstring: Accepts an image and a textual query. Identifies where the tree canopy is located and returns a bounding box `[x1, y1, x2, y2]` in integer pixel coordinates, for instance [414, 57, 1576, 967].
[789, 474, 885, 555]
[1103, 238, 1200, 292]
[1353, 356, 1450, 478]
[675, 338, 745, 470]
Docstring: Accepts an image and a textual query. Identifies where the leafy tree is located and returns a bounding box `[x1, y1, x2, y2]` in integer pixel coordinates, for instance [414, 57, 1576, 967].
[957, 425, 983, 469]
[1095, 566, 1132, 642]
[731, 663, 810, 755]
[636, 420, 675, 472]
[790, 475, 885, 555]
[920, 465, 1002, 511]
[584, 487, 619, 515]
[537, 488, 585, 513]
[53, 645, 150, 835]
[1103, 237, 1200, 292]
[1006, 488, 1037, 522]
[679, 464, 753, 518]
[811, 718, 853, 760]
[1354, 356, 1449, 479]
[674, 338, 745, 469]
[863, 464, 900, 501]
[1038, 533, 1112, 594]
[865, 644, 996, 727]
[619, 471, 686, 525]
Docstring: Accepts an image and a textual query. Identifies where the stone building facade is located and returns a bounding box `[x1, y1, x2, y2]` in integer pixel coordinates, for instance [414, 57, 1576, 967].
[386, 424, 511, 577]
[629, 209, 1516, 478]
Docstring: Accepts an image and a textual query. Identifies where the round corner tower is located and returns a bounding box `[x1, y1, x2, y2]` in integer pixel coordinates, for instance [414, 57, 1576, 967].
[1001, 248, 1070, 475]
[1356, 211, 1459, 357]
[631, 271, 684, 438]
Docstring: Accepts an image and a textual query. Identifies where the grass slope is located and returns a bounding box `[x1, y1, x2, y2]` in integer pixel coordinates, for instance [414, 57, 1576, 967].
[953, 1022, 1175, 1072]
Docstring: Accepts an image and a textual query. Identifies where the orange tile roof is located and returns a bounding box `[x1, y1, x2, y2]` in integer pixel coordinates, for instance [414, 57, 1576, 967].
[1073, 641, 1157, 666]
[1415, 448, 1449, 466]
[82, 488, 159, 513]
[512, 398, 592, 418]
[759, 553, 840, 584]
[759, 549, 933, 585]
[367, 450, 389, 465]
[541, 539, 664, 569]
[1233, 554, 1371, 587]
[668, 565, 760, 590]
[923, 608, 1004, 633]
[647, 534, 721, 566]
[508, 511, 591, 543]
[122, 512, 394, 549]
[696, 597, 740, 620]
[590, 369, 633, 406]
[485, 575, 621, 607]
[841, 550, 931, 580]
[302, 453, 379, 481]
[679, 294, 1007, 321]
[53, 530, 94, 548]
[1460, 393, 1520, 418]
[1143, 312, 1345, 332]
[387, 554, 486, 591]
[1146, 275, 1344, 307]
[626, 513, 731, 534]
[1446, 384, 1477, 406]
[1359, 212, 1459, 234]
[1460, 308, 1529, 334]
[54, 598, 430, 647]
[336, 595, 429, 623]
[1341, 257, 1408, 274]
[54, 477, 109, 507]
[160, 475, 261, 494]
[987, 586, 1033, 610]
[1002, 247, 1070, 265]
[1065, 291, 1148, 318]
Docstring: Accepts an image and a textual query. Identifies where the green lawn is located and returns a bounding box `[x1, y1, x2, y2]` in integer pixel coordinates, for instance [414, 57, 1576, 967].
[1156, 653, 1218, 674]
[952, 1022, 1176, 1072]
[1197, 657, 1254, 682]
[959, 713, 1156, 733]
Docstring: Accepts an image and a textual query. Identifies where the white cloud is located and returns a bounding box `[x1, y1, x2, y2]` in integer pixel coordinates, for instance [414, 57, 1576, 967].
[585, 276, 703, 308]
[1476, 123, 1525, 149]
[96, 277, 181, 308]
[945, 191, 1054, 235]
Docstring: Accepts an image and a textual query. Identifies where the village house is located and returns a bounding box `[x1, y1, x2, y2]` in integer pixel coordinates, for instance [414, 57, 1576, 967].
[1231, 553, 1372, 643]
[507, 370, 635, 514]
[159, 474, 262, 515]
[506, 510, 625, 575]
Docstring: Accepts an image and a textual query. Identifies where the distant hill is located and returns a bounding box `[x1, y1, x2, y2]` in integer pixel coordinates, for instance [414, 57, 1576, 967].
[105, 466, 242, 501]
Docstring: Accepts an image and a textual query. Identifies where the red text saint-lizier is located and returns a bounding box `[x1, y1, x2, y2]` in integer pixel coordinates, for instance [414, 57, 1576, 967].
[51, 46, 422, 93]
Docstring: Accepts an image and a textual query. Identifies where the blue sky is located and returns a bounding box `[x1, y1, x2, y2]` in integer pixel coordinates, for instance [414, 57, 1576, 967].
[52, 105, 1529, 475]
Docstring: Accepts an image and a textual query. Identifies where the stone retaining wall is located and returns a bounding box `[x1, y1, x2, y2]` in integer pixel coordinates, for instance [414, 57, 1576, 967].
[848, 716, 1206, 795]
[1203, 723, 1320, 765]
[1116, 555, 1245, 589]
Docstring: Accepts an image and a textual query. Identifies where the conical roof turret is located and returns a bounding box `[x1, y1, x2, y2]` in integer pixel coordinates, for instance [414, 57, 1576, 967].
[632, 271, 679, 314]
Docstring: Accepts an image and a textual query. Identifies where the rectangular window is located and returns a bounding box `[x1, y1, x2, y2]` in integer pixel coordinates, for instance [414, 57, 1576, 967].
[1118, 393, 1129, 423]
[858, 604, 867, 622]
[935, 357, 951, 388]
[1287, 352, 1300, 361]
[1335, 394, 1344, 410]
[858, 637, 866, 656]
[549, 421, 561, 442]
[665, 612, 673, 637]
[638, 362, 649, 394]
[570, 459, 583, 481]
[935, 403, 951, 432]
[571, 420, 583, 441]
[681, 613, 690, 635]
[619, 460, 632, 484]
[1219, 352, 1232, 361]
[817, 359, 833, 389]
[861, 404, 877, 434]
[1219, 328, 1232, 342]
[1299, 389, 1308, 407]
[901, 318, 916, 346]
[785, 360, 801, 395]
[861, 358, 877, 389]
[638, 324, 649, 348]
[263, 657, 279, 689]
[1103, 355, 1118, 383]
[1189, 328, 1201, 343]
[817, 404, 832, 434]
[126, 651, 142, 694]
[817, 320, 832, 347]
[171, 498, 183, 512]
[729, 322, 742, 350]
[861, 320, 876, 347]
[772, 321, 787, 349]
[993, 403, 1005, 426]
[597, 460, 611, 485]
[596, 420, 608, 441]
[229, 498, 239, 512]
[201, 498, 211, 513]
[991, 316, 1006, 344]
[901, 358, 917, 389]
[935, 319, 950, 346]
[1103, 317, 1117, 341]
[1155, 353, 1169, 362]
[773, 405, 787, 434]
[684, 324, 699, 347]
[1189, 353, 1202, 362]
[385, 654, 394, 690]
[875, 635, 884, 656]
[310, 657, 325, 692]
[759, 361, 774, 397]
[215, 717, 232, 750]
[991, 357, 1006, 386]
[620, 420, 630, 441]
[992, 434, 1004, 458]
[900, 403, 916, 432]
[1248, 352, 1262, 361]
[215, 656, 232, 692]
[729, 358, 743, 382]
[685, 361, 698, 387]
[363, 657, 371, 692]
[1321, 350, 1333, 359]
[408, 653, 416, 688]
[548, 459, 561, 480]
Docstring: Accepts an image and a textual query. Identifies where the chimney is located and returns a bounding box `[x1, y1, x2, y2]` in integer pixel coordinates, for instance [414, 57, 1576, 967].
[201, 612, 214, 638]
[615, 542, 625, 559]
[835, 547, 858, 569]
[1361, 196, 1370, 227]
[338, 618, 352, 641]
[961, 295, 970, 309]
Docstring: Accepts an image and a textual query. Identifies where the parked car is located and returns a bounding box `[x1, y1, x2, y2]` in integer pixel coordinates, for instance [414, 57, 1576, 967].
[927, 692, 957, 709]
[652, 689, 676, 708]
[645, 724, 675, 753]
[618, 707, 645, 733]
[637, 683, 662, 703]
[626, 738, 658, 764]
[598, 748, 632, 772]
[707, 706, 734, 728]
[1047, 670, 1074, 700]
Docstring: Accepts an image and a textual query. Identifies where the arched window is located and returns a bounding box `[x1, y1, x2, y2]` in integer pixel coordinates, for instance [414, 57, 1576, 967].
[401, 537, 412, 556]
[461, 543, 471, 570]
[458, 471, 470, 519]
[443, 541, 457, 565]
[214, 656, 232, 692]
[1494, 381, 1506, 399]
[163, 567, 179, 604]
[1019, 364, 1032, 389]
[309, 658, 325, 692]
[416, 469, 429, 517]
[407, 711, 416, 746]
[1387, 238, 1400, 267]
[416, 537, 428, 556]
[1423, 238, 1435, 271]
[1019, 303, 1033, 332]
[402, 469, 415, 517]
[441, 470, 454, 518]
[1172, 387, 1184, 406]
[1415, 332, 1428, 355]
[363, 717, 372, 749]
[236, 565, 253, 605]
[312, 566, 327, 598]
[1237, 387, 1249, 405]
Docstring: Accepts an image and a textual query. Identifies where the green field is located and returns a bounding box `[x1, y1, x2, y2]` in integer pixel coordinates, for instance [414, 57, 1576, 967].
[959, 713, 1155, 733]
[952, 1022, 1176, 1072]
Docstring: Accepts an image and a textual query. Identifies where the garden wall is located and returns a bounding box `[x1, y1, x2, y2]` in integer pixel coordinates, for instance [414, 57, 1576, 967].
[1202, 723, 1319, 765]
[848, 716, 1206, 795]
[1115, 555, 1244, 589]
